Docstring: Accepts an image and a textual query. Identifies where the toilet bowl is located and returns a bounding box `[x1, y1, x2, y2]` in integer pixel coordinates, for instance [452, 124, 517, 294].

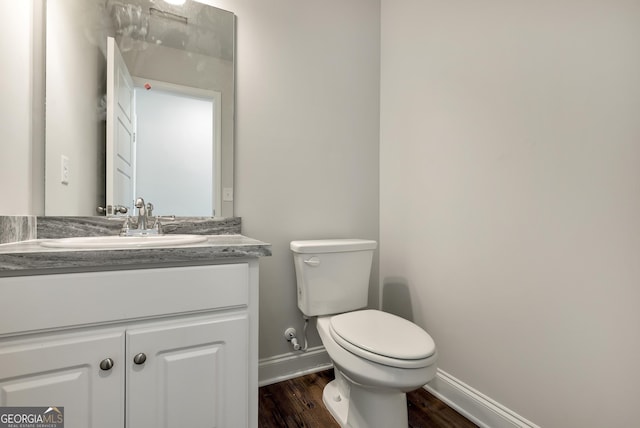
[316, 310, 437, 428]
[291, 239, 438, 428]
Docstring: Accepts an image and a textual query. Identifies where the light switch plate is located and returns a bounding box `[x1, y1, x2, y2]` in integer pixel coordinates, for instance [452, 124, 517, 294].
[60, 155, 70, 185]
[223, 187, 233, 202]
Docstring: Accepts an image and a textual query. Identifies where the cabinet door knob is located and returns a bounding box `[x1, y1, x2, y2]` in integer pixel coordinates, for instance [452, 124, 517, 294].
[99, 358, 114, 371]
[133, 353, 147, 365]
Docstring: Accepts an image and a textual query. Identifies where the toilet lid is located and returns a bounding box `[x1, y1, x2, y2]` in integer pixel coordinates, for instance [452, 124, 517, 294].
[330, 310, 436, 363]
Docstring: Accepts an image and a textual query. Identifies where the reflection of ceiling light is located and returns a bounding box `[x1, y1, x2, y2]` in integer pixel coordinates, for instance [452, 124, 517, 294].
[150, 8, 188, 24]
[164, 0, 186, 5]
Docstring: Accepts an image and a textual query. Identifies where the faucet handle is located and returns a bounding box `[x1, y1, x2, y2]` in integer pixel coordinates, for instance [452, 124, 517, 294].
[152, 216, 163, 234]
[146, 202, 154, 217]
[97, 205, 128, 215]
[119, 216, 132, 236]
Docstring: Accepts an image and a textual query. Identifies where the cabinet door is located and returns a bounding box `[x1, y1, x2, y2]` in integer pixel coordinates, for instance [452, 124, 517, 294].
[0, 330, 124, 428]
[126, 313, 249, 428]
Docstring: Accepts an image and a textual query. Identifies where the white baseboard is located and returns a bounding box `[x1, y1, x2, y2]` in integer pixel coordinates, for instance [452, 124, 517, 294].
[424, 369, 540, 428]
[258, 346, 333, 387]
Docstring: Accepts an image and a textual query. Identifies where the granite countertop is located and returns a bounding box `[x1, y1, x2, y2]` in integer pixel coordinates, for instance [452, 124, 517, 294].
[0, 234, 271, 276]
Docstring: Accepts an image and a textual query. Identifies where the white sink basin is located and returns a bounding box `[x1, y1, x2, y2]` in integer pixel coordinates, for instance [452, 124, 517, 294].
[39, 234, 208, 249]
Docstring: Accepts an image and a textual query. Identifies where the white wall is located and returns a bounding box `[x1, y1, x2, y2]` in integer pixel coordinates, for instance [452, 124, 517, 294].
[0, 0, 43, 215]
[45, 0, 108, 215]
[380, 1, 640, 427]
[207, 0, 381, 359]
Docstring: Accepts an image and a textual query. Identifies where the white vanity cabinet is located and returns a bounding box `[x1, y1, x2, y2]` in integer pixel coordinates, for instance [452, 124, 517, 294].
[0, 261, 259, 428]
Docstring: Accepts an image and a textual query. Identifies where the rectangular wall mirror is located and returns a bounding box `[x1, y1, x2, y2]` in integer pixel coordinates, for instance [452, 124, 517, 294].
[44, 0, 235, 217]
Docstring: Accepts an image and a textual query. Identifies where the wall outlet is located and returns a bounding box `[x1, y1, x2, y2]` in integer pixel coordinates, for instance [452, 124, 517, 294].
[60, 155, 70, 185]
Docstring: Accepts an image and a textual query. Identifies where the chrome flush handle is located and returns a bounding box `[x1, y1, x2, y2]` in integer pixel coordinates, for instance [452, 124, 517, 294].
[303, 257, 320, 267]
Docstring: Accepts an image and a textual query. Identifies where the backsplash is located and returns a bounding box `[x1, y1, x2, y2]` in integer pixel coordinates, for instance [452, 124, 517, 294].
[0, 216, 241, 243]
[0, 216, 36, 244]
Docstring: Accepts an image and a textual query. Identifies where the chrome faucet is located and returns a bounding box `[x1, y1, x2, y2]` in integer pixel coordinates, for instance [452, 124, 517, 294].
[135, 197, 148, 230]
[119, 197, 162, 236]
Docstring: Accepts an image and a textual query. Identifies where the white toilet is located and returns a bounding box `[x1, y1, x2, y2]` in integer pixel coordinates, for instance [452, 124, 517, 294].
[290, 239, 437, 428]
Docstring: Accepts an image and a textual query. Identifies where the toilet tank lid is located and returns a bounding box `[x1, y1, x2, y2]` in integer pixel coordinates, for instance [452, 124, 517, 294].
[290, 239, 377, 254]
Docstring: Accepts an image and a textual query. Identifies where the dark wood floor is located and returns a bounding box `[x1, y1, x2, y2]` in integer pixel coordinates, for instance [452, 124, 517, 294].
[258, 369, 478, 428]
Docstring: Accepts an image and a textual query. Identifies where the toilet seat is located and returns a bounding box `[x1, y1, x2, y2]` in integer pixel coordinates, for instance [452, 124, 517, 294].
[329, 310, 436, 369]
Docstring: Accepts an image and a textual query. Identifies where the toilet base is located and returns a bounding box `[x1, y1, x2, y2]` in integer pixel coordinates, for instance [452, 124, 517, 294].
[322, 374, 409, 428]
[323, 380, 349, 427]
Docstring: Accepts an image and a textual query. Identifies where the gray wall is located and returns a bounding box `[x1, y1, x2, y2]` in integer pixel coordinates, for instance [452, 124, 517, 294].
[214, 0, 381, 358]
[380, 1, 640, 427]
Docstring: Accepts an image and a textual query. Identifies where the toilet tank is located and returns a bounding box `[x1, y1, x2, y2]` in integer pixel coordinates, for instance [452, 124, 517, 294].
[290, 239, 377, 317]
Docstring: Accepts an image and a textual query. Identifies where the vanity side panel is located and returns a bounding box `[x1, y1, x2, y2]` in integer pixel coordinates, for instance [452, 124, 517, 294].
[247, 258, 259, 428]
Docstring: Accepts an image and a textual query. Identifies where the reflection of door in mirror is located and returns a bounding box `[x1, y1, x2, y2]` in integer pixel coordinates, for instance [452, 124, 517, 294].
[106, 37, 134, 215]
[106, 37, 220, 217]
[134, 81, 221, 217]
